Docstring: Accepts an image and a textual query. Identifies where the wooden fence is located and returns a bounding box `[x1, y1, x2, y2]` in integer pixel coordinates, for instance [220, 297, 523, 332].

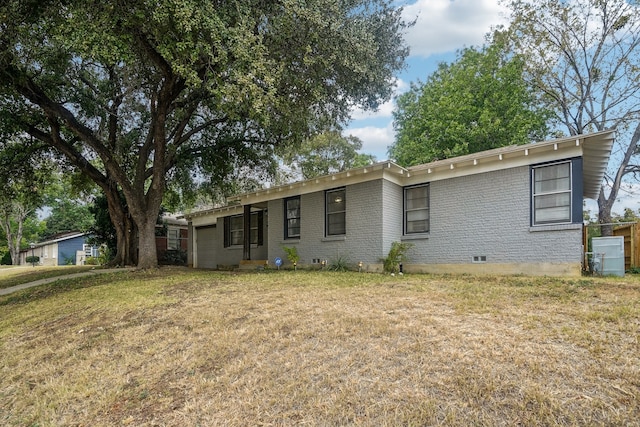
[613, 222, 640, 271]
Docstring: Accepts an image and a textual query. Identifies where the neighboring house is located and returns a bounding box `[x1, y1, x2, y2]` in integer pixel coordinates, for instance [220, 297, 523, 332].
[184, 131, 614, 276]
[19, 232, 99, 266]
[156, 214, 189, 265]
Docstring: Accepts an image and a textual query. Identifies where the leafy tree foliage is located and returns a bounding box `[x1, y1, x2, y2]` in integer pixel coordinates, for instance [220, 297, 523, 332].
[281, 131, 376, 180]
[39, 173, 96, 239]
[0, 0, 410, 268]
[504, 0, 640, 234]
[87, 194, 118, 264]
[606, 207, 640, 224]
[0, 139, 53, 265]
[390, 37, 549, 166]
[42, 199, 94, 240]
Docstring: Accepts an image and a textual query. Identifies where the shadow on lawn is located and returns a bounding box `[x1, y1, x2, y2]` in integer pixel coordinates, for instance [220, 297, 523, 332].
[0, 274, 117, 307]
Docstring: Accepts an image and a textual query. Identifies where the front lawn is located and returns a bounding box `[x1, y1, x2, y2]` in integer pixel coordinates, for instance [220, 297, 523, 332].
[0, 265, 97, 290]
[1, 269, 638, 425]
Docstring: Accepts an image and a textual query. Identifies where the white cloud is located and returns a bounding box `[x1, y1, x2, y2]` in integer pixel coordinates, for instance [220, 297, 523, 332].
[344, 123, 395, 160]
[350, 99, 395, 121]
[402, 0, 508, 57]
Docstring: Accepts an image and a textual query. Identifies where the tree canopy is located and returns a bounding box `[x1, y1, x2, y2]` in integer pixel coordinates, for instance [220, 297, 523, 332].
[42, 194, 95, 240]
[504, 0, 640, 232]
[280, 131, 375, 180]
[0, 0, 410, 268]
[389, 37, 549, 166]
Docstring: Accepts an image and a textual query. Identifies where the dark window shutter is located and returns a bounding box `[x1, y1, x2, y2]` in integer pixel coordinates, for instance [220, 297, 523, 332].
[223, 217, 230, 248]
[257, 211, 264, 246]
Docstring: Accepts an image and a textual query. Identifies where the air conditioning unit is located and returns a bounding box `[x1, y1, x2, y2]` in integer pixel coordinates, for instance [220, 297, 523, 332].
[591, 237, 625, 277]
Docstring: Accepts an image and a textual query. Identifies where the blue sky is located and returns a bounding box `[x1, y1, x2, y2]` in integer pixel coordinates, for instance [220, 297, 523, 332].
[346, 0, 508, 160]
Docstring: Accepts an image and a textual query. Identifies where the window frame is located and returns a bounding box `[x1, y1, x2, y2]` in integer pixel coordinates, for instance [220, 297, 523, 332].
[284, 196, 301, 240]
[224, 211, 263, 247]
[531, 160, 573, 226]
[167, 228, 180, 250]
[404, 183, 430, 235]
[325, 188, 346, 237]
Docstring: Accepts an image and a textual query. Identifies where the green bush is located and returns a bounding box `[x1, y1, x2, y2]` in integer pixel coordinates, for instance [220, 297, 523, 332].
[159, 249, 187, 265]
[97, 247, 113, 266]
[26, 255, 40, 265]
[0, 249, 11, 265]
[381, 242, 413, 274]
[281, 245, 300, 266]
[85, 256, 99, 265]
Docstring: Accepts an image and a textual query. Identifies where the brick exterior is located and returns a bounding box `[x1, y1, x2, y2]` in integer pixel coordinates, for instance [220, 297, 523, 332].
[192, 161, 584, 275]
[405, 165, 582, 266]
[269, 180, 388, 267]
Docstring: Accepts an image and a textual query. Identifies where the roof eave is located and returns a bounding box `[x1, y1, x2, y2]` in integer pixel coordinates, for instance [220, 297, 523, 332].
[581, 131, 615, 200]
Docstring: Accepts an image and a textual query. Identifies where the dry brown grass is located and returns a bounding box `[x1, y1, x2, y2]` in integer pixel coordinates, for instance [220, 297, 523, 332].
[1, 268, 639, 426]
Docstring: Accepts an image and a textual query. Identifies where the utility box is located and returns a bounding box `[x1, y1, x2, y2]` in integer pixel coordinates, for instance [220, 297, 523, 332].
[591, 236, 625, 277]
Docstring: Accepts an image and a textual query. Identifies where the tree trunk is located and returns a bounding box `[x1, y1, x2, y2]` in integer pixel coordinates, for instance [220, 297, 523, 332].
[135, 216, 158, 269]
[100, 186, 135, 266]
[598, 198, 614, 237]
[1, 207, 28, 266]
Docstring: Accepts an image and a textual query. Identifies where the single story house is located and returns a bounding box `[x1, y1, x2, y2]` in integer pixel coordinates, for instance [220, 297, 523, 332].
[19, 232, 99, 266]
[184, 131, 614, 276]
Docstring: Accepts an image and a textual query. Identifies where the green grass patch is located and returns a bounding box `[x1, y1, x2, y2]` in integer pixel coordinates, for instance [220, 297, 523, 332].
[0, 265, 96, 290]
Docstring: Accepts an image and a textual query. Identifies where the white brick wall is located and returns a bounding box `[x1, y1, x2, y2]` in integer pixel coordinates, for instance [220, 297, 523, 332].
[206, 164, 583, 272]
[405, 165, 582, 264]
[268, 180, 388, 267]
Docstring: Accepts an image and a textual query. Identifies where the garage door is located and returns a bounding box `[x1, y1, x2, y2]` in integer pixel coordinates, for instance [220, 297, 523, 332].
[196, 225, 217, 269]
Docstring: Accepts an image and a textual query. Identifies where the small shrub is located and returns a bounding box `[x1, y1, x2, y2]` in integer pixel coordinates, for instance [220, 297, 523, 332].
[85, 256, 99, 265]
[328, 254, 350, 272]
[97, 247, 113, 266]
[26, 255, 40, 265]
[1, 249, 11, 265]
[281, 245, 300, 266]
[159, 249, 187, 265]
[381, 242, 413, 274]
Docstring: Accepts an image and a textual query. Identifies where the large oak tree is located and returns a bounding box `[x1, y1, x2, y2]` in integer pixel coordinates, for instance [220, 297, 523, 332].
[0, 0, 409, 268]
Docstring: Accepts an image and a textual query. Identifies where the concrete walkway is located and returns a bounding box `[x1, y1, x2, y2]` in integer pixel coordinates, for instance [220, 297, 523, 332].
[0, 268, 134, 296]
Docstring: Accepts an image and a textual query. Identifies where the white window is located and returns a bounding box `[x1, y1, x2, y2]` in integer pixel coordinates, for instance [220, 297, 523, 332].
[532, 162, 572, 225]
[167, 228, 180, 250]
[404, 184, 430, 234]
